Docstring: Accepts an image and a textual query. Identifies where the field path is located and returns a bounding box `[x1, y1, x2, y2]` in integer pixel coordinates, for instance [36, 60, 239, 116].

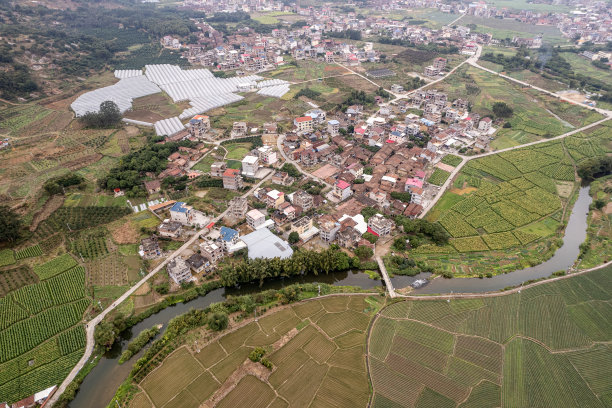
[46, 171, 274, 407]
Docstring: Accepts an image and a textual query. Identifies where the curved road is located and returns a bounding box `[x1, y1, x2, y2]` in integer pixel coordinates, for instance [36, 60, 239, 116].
[47, 171, 273, 407]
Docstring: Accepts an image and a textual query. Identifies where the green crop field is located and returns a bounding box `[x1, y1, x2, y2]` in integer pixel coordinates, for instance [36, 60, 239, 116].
[0, 260, 90, 403]
[415, 126, 612, 276]
[370, 265, 612, 407]
[441, 154, 463, 167]
[134, 295, 375, 408]
[428, 168, 451, 186]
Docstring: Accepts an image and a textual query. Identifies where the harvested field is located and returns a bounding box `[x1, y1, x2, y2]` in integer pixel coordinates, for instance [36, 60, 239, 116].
[216, 375, 275, 408]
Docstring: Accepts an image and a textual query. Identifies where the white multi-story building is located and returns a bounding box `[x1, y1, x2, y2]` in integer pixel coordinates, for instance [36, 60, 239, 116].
[241, 155, 260, 177]
[246, 209, 266, 230]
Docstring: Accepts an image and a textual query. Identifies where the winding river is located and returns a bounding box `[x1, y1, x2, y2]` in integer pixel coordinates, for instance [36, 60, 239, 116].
[69, 187, 592, 407]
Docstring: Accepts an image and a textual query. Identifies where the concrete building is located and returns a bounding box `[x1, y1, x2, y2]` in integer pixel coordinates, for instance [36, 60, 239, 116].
[478, 117, 492, 132]
[158, 221, 182, 238]
[227, 196, 248, 219]
[424, 65, 439, 77]
[246, 209, 266, 230]
[200, 241, 224, 266]
[170, 202, 192, 224]
[271, 171, 294, 186]
[333, 179, 353, 201]
[433, 57, 447, 71]
[294, 116, 314, 132]
[319, 216, 341, 242]
[241, 228, 293, 260]
[266, 189, 285, 209]
[210, 162, 227, 177]
[241, 155, 260, 177]
[188, 115, 210, 138]
[222, 168, 243, 190]
[292, 190, 314, 212]
[219, 226, 241, 251]
[232, 121, 248, 137]
[291, 216, 319, 242]
[257, 145, 277, 165]
[139, 237, 161, 259]
[367, 214, 393, 237]
[186, 253, 207, 273]
[167, 257, 192, 284]
[327, 119, 340, 136]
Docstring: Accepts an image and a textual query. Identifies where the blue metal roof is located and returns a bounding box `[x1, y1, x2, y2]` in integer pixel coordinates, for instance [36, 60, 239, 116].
[220, 226, 239, 242]
[170, 202, 188, 213]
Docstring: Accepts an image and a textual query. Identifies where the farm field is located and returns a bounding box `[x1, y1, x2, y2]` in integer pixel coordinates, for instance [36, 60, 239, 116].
[429, 66, 601, 150]
[0, 254, 90, 404]
[416, 123, 612, 276]
[460, 15, 568, 45]
[428, 168, 451, 186]
[369, 264, 612, 407]
[131, 295, 377, 408]
[561, 52, 612, 83]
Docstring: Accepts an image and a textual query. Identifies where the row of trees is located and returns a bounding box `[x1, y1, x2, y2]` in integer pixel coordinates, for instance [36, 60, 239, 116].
[218, 247, 355, 287]
[43, 173, 85, 195]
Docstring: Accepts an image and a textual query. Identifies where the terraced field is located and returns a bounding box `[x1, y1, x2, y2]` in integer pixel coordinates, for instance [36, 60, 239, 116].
[369, 265, 612, 407]
[132, 295, 378, 408]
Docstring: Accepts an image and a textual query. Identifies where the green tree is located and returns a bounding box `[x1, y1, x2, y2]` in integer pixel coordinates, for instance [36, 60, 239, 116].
[208, 312, 229, 331]
[94, 321, 116, 350]
[0, 206, 22, 243]
[288, 231, 300, 244]
[362, 232, 378, 244]
[492, 101, 513, 118]
[354, 245, 373, 260]
[392, 237, 407, 251]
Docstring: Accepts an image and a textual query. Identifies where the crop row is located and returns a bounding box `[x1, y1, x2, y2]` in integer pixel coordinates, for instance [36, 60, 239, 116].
[47, 206, 132, 231]
[428, 169, 451, 186]
[0, 249, 16, 267]
[33, 254, 78, 280]
[15, 245, 43, 260]
[0, 298, 90, 363]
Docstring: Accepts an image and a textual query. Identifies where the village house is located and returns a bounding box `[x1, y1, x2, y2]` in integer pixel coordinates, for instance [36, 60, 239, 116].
[186, 253, 207, 274]
[257, 145, 278, 165]
[222, 168, 243, 190]
[139, 237, 161, 259]
[210, 162, 227, 177]
[336, 220, 362, 248]
[200, 241, 224, 267]
[158, 220, 183, 239]
[295, 116, 314, 132]
[144, 180, 162, 195]
[246, 209, 267, 230]
[319, 215, 341, 242]
[271, 171, 294, 186]
[241, 155, 260, 177]
[478, 117, 492, 132]
[367, 214, 393, 237]
[291, 216, 319, 242]
[333, 179, 353, 201]
[167, 257, 192, 284]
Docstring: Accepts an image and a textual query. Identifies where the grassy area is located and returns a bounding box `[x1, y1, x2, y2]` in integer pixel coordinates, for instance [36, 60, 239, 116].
[561, 52, 612, 82]
[371, 264, 612, 407]
[485, 0, 571, 12]
[225, 143, 252, 160]
[135, 295, 377, 408]
[461, 15, 568, 46]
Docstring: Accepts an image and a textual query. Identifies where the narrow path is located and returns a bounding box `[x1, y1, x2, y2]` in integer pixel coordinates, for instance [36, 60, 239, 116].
[46, 171, 275, 407]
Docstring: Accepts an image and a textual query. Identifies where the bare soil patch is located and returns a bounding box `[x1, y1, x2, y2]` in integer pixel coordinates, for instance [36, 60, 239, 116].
[109, 220, 140, 244]
[556, 182, 574, 198]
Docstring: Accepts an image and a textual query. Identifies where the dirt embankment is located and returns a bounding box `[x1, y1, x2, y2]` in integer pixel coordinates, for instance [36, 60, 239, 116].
[30, 195, 64, 231]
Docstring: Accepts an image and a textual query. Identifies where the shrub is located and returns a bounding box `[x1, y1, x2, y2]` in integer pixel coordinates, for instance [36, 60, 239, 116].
[261, 357, 273, 370]
[208, 312, 228, 331]
[249, 347, 266, 362]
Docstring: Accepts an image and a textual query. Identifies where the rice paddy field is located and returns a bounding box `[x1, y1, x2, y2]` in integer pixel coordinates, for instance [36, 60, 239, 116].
[132, 295, 379, 408]
[414, 123, 612, 276]
[460, 15, 569, 45]
[369, 264, 612, 408]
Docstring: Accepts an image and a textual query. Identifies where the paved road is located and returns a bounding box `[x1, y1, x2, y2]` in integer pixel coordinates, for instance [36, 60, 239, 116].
[375, 256, 397, 298]
[47, 172, 274, 407]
